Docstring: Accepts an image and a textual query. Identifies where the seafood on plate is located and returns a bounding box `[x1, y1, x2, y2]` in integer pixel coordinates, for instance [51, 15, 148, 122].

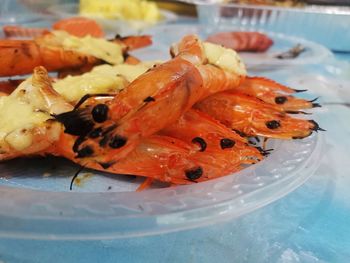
[3, 17, 105, 38]
[0, 34, 322, 187]
[0, 67, 259, 185]
[52, 17, 105, 38]
[206, 31, 274, 52]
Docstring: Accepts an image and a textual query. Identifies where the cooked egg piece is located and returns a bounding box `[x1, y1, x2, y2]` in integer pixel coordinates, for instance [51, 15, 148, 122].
[53, 62, 159, 102]
[79, 0, 161, 23]
[52, 31, 124, 65]
[203, 42, 246, 76]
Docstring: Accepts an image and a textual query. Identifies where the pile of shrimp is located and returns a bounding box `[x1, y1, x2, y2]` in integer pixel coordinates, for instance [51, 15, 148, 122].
[0, 21, 323, 189]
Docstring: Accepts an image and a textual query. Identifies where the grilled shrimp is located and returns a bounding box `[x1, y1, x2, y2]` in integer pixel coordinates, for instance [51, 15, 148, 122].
[0, 31, 152, 77]
[206, 31, 273, 52]
[53, 35, 246, 167]
[0, 66, 260, 185]
[195, 91, 323, 139]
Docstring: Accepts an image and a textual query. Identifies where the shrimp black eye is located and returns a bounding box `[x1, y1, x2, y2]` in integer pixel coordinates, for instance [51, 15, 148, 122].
[89, 127, 103, 138]
[275, 96, 287, 104]
[76, 146, 94, 158]
[92, 104, 109, 123]
[192, 137, 207, 152]
[220, 138, 235, 149]
[143, 96, 155, 102]
[266, 120, 281, 129]
[109, 135, 127, 149]
[185, 167, 203, 181]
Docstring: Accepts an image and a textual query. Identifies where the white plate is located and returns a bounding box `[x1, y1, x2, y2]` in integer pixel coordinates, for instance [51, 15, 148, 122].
[140, 24, 333, 70]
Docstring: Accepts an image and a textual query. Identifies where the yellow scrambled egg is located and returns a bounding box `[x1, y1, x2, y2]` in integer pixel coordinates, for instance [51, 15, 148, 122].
[52, 31, 124, 65]
[79, 0, 161, 23]
[53, 62, 158, 102]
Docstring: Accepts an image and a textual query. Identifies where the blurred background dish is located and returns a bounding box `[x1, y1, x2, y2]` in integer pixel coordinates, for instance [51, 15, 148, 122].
[180, 0, 350, 52]
[213, 0, 350, 6]
[79, 0, 161, 22]
[0, 0, 53, 24]
[47, 2, 177, 35]
[305, 0, 350, 5]
[139, 24, 332, 70]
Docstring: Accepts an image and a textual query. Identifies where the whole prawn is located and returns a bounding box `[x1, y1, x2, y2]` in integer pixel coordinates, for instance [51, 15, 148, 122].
[195, 90, 323, 139]
[0, 31, 152, 77]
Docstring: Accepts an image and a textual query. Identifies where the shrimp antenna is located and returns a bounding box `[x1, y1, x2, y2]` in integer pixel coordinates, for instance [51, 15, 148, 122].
[70, 165, 85, 191]
[286, 110, 311, 115]
[293, 88, 307, 93]
[255, 146, 273, 156]
[309, 97, 319, 103]
[309, 120, 326, 132]
[306, 97, 321, 108]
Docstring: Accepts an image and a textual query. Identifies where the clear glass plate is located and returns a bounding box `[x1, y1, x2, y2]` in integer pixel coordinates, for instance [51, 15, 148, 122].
[0, 28, 324, 240]
[0, 134, 323, 240]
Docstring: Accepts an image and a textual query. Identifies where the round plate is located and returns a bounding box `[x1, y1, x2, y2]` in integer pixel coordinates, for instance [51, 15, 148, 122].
[140, 24, 332, 70]
[47, 3, 178, 35]
[0, 26, 323, 239]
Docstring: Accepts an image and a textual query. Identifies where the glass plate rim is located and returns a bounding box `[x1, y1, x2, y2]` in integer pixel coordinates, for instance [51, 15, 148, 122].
[0, 133, 323, 240]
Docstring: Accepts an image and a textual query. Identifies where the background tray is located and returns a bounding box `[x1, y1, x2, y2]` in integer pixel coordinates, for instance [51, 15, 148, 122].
[181, 0, 350, 51]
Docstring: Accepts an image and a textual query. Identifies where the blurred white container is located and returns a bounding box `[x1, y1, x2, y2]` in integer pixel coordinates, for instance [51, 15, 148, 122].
[187, 0, 350, 51]
[0, 0, 54, 24]
[47, 3, 177, 36]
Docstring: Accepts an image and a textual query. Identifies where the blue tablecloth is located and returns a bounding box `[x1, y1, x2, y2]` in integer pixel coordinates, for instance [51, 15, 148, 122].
[0, 9, 350, 263]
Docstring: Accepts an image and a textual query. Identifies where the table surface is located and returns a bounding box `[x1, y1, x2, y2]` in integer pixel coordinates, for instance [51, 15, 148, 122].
[0, 3, 350, 263]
